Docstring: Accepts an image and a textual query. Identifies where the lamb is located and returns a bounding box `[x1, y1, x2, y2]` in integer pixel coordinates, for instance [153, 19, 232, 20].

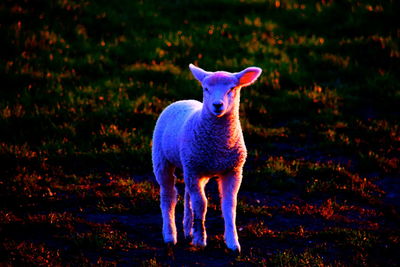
[152, 64, 262, 252]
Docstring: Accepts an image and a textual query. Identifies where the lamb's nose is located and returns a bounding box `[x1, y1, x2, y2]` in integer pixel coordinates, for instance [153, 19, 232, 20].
[213, 102, 223, 110]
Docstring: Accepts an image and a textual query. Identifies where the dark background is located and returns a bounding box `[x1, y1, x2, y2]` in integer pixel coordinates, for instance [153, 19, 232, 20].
[1, 0, 399, 265]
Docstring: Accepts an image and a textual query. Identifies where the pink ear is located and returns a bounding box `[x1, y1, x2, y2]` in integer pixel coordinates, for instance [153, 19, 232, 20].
[235, 67, 262, 87]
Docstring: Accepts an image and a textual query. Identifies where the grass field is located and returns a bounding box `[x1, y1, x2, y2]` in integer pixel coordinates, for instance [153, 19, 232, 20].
[1, 0, 399, 265]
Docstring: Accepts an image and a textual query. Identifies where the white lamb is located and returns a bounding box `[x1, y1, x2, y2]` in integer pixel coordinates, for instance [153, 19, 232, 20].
[152, 64, 262, 252]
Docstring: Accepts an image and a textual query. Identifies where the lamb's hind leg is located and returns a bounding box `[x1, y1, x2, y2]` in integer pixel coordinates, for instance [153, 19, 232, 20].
[154, 161, 178, 244]
[183, 187, 193, 240]
[218, 170, 242, 252]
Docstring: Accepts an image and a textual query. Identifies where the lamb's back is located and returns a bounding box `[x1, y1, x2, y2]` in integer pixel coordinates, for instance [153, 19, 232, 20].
[153, 100, 202, 169]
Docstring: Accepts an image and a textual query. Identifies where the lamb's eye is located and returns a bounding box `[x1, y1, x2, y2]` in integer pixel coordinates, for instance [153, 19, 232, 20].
[204, 87, 209, 92]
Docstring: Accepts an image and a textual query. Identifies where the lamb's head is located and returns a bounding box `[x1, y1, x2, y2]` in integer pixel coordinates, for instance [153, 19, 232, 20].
[189, 64, 262, 117]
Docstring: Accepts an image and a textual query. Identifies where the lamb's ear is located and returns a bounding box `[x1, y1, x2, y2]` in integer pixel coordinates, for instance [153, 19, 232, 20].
[189, 64, 212, 83]
[235, 67, 262, 87]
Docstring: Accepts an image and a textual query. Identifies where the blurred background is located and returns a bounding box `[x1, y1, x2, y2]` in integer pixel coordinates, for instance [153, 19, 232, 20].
[1, 0, 399, 265]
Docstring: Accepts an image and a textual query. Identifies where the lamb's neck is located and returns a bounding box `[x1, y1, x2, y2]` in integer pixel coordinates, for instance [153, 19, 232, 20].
[196, 107, 241, 147]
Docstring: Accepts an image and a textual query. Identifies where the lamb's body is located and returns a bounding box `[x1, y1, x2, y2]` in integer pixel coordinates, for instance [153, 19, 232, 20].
[152, 64, 261, 252]
[154, 99, 246, 173]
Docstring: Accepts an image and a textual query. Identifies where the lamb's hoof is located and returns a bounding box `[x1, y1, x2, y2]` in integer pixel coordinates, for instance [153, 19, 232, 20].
[191, 238, 207, 249]
[163, 234, 177, 245]
[226, 242, 241, 255]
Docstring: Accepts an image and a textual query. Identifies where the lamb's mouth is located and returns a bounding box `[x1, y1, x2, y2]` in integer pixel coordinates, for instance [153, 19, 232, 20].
[213, 110, 225, 117]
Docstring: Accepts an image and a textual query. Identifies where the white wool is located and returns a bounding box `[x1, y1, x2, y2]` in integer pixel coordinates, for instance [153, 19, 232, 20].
[152, 64, 262, 252]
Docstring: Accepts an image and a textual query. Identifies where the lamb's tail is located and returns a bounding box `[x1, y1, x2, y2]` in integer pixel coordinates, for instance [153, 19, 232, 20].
[183, 187, 193, 239]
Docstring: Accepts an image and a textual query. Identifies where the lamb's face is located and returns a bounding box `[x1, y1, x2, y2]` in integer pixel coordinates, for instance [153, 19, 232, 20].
[202, 73, 239, 117]
[189, 64, 262, 117]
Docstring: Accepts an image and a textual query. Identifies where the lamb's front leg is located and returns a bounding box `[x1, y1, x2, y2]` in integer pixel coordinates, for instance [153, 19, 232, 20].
[186, 175, 208, 248]
[218, 170, 242, 252]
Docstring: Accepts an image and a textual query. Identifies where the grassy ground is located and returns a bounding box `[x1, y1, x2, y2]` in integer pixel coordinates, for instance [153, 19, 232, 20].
[1, 0, 399, 266]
